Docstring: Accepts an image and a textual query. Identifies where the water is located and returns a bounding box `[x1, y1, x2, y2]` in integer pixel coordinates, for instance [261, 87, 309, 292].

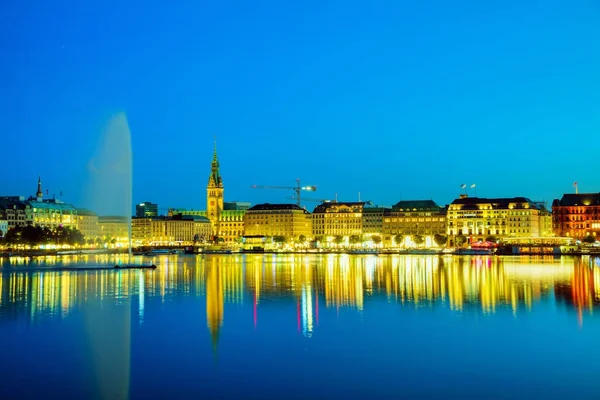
[1, 254, 600, 399]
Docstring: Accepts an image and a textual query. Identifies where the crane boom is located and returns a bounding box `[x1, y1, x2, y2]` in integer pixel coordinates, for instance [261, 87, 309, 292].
[251, 178, 316, 207]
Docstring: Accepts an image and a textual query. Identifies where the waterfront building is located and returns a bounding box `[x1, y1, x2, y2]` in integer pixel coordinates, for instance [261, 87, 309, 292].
[0, 197, 32, 229]
[75, 209, 99, 240]
[446, 195, 551, 246]
[207, 143, 224, 236]
[552, 193, 600, 239]
[132, 215, 212, 245]
[243, 203, 312, 242]
[383, 200, 446, 247]
[170, 201, 247, 244]
[168, 146, 249, 244]
[362, 206, 390, 237]
[0, 219, 8, 237]
[136, 202, 158, 217]
[312, 201, 365, 238]
[29, 198, 78, 230]
[98, 216, 129, 245]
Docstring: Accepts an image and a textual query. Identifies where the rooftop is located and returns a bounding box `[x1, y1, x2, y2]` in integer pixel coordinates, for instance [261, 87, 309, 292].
[553, 193, 600, 207]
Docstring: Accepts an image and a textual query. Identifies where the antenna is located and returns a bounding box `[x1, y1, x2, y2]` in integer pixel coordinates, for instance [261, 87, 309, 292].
[358, 192, 361, 202]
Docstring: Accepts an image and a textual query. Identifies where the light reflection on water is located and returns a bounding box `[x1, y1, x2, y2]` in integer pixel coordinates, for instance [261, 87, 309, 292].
[1, 254, 600, 399]
[1, 254, 596, 325]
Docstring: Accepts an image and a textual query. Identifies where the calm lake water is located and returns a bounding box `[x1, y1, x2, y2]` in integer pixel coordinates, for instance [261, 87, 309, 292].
[1, 254, 599, 399]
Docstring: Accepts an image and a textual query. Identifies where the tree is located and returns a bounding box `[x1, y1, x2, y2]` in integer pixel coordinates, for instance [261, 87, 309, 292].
[371, 235, 382, 246]
[455, 234, 467, 247]
[298, 234, 306, 244]
[394, 234, 403, 247]
[273, 236, 286, 244]
[485, 235, 497, 243]
[582, 235, 596, 244]
[349, 235, 362, 247]
[333, 235, 344, 246]
[412, 234, 425, 247]
[433, 234, 447, 247]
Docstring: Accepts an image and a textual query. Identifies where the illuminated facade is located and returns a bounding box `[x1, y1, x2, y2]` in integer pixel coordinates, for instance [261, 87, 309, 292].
[362, 207, 389, 236]
[312, 201, 365, 237]
[207, 143, 224, 236]
[75, 208, 99, 239]
[131, 215, 212, 245]
[135, 202, 158, 217]
[170, 202, 248, 244]
[0, 197, 33, 229]
[243, 203, 312, 241]
[98, 216, 129, 244]
[447, 196, 551, 245]
[552, 193, 600, 239]
[383, 200, 446, 240]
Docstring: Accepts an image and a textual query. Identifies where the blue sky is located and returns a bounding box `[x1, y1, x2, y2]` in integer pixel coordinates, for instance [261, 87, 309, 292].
[1, 1, 599, 214]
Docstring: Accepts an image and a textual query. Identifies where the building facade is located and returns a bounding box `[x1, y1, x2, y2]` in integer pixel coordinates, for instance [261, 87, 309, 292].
[362, 206, 389, 237]
[136, 202, 158, 217]
[132, 215, 212, 245]
[207, 143, 224, 236]
[447, 196, 551, 245]
[383, 200, 446, 246]
[312, 202, 365, 238]
[75, 209, 99, 240]
[552, 193, 600, 239]
[244, 203, 312, 241]
[0, 197, 33, 229]
[98, 216, 130, 245]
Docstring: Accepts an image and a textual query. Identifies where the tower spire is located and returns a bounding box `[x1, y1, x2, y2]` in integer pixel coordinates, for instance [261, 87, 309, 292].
[36, 176, 43, 199]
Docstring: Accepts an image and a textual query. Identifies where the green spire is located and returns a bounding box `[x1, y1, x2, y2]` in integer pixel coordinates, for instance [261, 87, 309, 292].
[208, 140, 222, 187]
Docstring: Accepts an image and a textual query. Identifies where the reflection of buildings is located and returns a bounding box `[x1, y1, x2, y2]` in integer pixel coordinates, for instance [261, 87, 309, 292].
[3, 254, 600, 341]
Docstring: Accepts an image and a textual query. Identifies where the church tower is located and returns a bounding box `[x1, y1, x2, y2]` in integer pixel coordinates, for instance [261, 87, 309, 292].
[36, 176, 43, 201]
[207, 142, 224, 237]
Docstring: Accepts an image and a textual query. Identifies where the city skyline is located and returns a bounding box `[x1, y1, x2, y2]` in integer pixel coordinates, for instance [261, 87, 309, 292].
[2, 2, 599, 210]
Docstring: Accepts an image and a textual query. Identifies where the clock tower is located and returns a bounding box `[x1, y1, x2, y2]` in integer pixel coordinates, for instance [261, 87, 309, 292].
[207, 142, 224, 237]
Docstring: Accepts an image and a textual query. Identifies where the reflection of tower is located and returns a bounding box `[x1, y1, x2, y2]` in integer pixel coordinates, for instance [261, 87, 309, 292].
[206, 261, 224, 350]
[207, 141, 224, 237]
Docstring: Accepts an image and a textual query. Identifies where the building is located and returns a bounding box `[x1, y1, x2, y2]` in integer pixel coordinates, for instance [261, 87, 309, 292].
[243, 203, 312, 241]
[552, 193, 600, 239]
[29, 199, 78, 230]
[312, 202, 365, 238]
[446, 196, 551, 245]
[98, 216, 130, 245]
[75, 209, 99, 240]
[136, 202, 158, 217]
[0, 219, 8, 237]
[169, 202, 248, 244]
[383, 200, 446, 246]
[0, 197, 32, 229]
[207, 143, 224, 236]
[362, 206, 390, 237]
[132, 215, 212, 245]
[220, 202, 249, 243]
[168, 146, 250, 244]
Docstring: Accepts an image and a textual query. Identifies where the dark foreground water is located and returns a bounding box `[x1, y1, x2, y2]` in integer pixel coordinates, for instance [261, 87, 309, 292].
[1, 254, 599, 399]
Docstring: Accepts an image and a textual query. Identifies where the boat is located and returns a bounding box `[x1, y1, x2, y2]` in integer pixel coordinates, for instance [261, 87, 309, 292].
[455, 248, 495, 255]
[114, 264, 157, 269]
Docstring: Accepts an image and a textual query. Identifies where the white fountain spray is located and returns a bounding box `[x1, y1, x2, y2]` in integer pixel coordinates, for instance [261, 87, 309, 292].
[85, 112, 133, 260]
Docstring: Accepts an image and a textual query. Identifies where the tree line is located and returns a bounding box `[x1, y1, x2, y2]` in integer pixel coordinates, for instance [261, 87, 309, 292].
[0, 225, 87, 246]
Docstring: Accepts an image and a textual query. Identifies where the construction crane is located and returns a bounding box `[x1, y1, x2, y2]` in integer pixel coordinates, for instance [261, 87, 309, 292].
[251, 179, 317, 207]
